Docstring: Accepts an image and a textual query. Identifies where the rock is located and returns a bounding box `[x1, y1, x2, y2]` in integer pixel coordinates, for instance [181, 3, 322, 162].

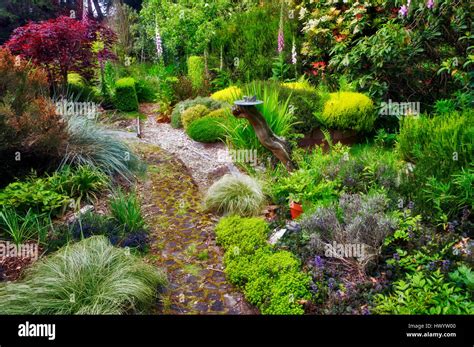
[269, 228, 287, 245]
[223, 294, 238, 308]
[67, 205, 94, 223]
[210, 300, 224, 312]
[286, 221, 302, 233]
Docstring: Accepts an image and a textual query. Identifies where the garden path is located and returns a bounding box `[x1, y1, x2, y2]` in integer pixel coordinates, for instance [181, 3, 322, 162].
[132, 143, 254, 314]
[106, 105, 254, 314]
[138, 103, 240, 191]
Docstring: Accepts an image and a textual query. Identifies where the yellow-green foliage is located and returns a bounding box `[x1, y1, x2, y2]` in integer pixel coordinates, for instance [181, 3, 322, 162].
[215, 215, 312, 314]
[187, 56, 205, 90]
[281, 80, 315, 92]
[318, 92, 376, 132]
[181, 104, 210, 129]
[67, 73, 94, 101]
[207, 108, 230, 119]
[211, 86, 243, 103]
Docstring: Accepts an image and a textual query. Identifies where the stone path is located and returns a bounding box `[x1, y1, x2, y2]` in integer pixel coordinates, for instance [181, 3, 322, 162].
[106, 105, 256, 314]
[133, 143, 254, 314]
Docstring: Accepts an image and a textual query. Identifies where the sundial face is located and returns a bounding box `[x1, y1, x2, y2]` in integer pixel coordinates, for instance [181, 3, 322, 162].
[235, 95, 262, 106]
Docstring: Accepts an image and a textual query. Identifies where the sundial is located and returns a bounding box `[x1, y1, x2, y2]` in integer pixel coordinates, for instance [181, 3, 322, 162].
[234, 95, 263, 107]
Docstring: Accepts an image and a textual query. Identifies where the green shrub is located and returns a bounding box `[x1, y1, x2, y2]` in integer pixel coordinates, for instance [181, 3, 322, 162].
[215, 215, 268, 254]
[374, 270, 474, 314]
[62, 113, 144, 180]
[67, 73, 94, 102]
[135, 79, 156, 102]
[397, 111, 474, 219]
[281, 80, 315, 92]
[181, 104, 210, 130]
[205, 174, 266, 217]
[422, 166, 474, 220]
[187, 56, 205, 90]
[186, 114, 228, 143]
[114, 77, 139, 112]
[0, 178, 70, 215]
[210, 86, 242, 104]
[317, 92, 376, 132]
[48, 165, 109, 207]
[397, 111, 474, 180]
[109, 190, 146, 233]
[0, 236, 166, 314]
[279, 83, 325, 134]
[171, 96, 223, 128]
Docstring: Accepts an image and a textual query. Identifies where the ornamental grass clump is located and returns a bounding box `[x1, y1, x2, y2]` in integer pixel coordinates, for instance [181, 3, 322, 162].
[62, 113, 144, 180]
[204, 174, 265, 217]
[0, 236, 166, 314]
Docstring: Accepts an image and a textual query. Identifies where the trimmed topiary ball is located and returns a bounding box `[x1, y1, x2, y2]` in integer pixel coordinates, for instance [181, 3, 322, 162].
[186, 108, 230, 143]
[114, 77, 139, 112]
[171, 97, 223, 129]
[204, 174, 265, 217]
[181, 104, 210, 130]
[317, 92, 375, 132]
[186, 115, 227, 143]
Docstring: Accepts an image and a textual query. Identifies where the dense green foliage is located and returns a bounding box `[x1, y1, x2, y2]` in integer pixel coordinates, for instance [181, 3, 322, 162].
[67, 73, 95, 102]
[216, 216, 311, 314]
[181, 104, 210, 130]
[171, 96, 223, 128]
[374, 270, 473, 314]
[114, 77, 139, 112]
[293, 0, 473, 104]
[187, 56, 205, 91]
[317, 92, 376, 132]
[186, 113, 228, 143]
[397, 110, 474, 221]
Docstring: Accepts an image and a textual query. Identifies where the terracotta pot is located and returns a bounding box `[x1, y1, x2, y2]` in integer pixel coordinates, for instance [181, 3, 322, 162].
[289, 201, 303, 220]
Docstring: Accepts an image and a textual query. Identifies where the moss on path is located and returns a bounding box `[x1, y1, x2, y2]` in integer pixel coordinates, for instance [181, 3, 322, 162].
[133, 143, 255, 314]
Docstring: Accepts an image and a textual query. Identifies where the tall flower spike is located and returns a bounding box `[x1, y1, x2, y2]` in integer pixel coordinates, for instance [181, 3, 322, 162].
[155, 18, 163, 59]
[427, 0, 434, 9]
[399, 5, 408, 17]
[291, 40, 297, 65]
[277, 1, 285, 53]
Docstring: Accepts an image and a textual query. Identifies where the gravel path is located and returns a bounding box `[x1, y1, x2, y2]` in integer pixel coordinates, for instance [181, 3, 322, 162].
[140, 113, 240, 191]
